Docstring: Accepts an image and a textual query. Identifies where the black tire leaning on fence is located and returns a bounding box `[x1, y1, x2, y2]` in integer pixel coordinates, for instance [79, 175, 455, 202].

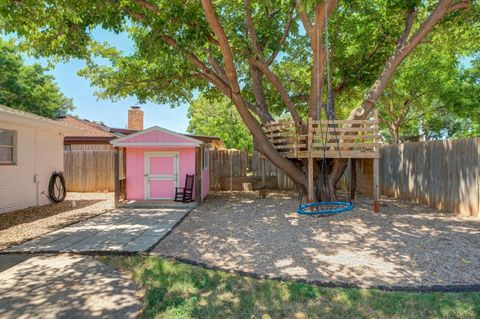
[49, 171, 67, 203]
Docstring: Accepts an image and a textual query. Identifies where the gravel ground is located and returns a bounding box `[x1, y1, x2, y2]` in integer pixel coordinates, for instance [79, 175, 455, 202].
[153, 191, 480, 289]
[0, 193, 113, 251]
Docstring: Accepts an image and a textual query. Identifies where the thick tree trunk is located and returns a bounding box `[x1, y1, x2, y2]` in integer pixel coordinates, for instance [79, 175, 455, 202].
[392, 126, 400, 144]
[298, 158, 349, 201]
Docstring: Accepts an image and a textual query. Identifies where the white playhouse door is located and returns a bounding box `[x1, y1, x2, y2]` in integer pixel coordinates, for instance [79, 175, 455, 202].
[144, 152, 178, 200]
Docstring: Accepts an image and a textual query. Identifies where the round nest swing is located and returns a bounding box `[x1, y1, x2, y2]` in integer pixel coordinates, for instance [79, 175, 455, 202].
[297, 201, 353, 216]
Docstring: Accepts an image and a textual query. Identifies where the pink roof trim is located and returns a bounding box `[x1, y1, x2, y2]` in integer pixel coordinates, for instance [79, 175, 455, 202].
[111, 126, 202, 147]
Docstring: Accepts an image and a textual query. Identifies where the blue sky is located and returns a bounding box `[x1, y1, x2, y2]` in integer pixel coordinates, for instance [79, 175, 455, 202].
[22, 29, 191, 133]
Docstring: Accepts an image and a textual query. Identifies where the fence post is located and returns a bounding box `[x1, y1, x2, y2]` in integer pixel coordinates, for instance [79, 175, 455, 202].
[229, 150, 233, 193]
[261, 157, 266, 187]
[477, 139, 480, 217]
[373, 110, 380, 212]
[307, 117, 315, 202]
[114, 147, 120, 208]
[349, 158, 356, 200]
[195, 147, 202, 206]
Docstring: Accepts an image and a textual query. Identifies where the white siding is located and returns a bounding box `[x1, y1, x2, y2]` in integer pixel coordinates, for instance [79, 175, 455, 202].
[0, 121, 64, 213]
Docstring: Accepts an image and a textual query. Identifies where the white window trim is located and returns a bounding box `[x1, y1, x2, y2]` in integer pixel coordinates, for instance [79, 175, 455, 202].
[202, 147, 209, 170]
[0, 129, 17, 165]
[144, 151, 179, 200]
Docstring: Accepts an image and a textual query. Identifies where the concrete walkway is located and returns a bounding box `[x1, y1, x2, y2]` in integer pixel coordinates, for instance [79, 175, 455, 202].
[0, 254, 140, 319]
[4, 208, 190, 253]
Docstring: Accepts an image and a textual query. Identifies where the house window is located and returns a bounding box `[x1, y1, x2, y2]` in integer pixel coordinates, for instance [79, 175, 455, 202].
[202, 147, 209, 170]
[0, 129, 17, 165]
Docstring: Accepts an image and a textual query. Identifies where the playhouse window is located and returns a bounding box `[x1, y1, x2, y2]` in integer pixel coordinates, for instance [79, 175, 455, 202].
[0, 129, 17, 165]
[202, 147, 209, 170]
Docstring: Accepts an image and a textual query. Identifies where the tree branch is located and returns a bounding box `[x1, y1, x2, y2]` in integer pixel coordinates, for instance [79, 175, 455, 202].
[132, 0, 219, 46]
[206, 52, 229, 84]
[134, 0, 273, 128]
[296, 0, 313, 39]
[201, 0, 308, 188]
[201, 0, 241, 95]
[266, 5, 295, 65]
[245, 0, 262, 55]
[448, 0, 471, 13]
[249, 64, 274, 124]
[291, 93, 309, 102]
[245, 1, 294, 123]
[133, 0, 160, 13]
[127, 1, 232, 97]
[249, 57, 303, 128]
[159, 34, 219, 81]
[125, 9, 146, 22]
[351, 0, 465, 121]
[397, 8, 417, 47]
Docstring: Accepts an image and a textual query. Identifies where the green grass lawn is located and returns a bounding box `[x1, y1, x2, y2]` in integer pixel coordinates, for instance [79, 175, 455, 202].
[101, 256, 480, 319]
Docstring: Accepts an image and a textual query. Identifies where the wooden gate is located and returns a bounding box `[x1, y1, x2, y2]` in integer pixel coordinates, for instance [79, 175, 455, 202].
[64, 150, 115, 192]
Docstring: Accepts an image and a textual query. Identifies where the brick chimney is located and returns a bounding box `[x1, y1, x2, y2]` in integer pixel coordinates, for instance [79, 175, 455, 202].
[128, 106, 144, 131]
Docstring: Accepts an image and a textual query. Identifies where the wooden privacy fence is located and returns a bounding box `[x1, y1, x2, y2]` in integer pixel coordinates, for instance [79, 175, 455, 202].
[64, 148, 291, 192]
[64, 150, 115, 192]
[250, 151, 296, 189]
[380, 138, 480, 217]
[208, 150, 296, 190]
[208, 150, 249, 190]
[65, 139, 480, 216]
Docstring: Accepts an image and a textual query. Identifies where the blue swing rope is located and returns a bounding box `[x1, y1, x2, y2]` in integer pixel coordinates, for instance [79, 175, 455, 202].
[297, 1, 353, 216]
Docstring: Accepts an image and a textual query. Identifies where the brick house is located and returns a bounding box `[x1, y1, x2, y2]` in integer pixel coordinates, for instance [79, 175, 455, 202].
[0, 105, 82, 213]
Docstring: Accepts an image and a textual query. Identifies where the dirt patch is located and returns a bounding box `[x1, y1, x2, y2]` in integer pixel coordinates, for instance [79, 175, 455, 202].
[0, 193, 113, 251]
[152, 191, 480, 289]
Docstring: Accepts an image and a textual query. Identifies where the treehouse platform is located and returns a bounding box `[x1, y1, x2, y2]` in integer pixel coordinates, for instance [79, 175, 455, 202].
[262, 116, 381, 159]
[261, 112, 381, 212]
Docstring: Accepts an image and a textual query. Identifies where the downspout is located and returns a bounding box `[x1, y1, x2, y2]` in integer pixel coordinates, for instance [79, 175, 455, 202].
[34, 128, 39, 206]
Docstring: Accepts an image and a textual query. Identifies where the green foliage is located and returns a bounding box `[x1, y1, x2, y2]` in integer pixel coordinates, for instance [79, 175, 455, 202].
[187, 95, 252, 151]
[0, 39, 74, 118]
[0, 0, 478, 135]
[102, 256, 480, 319]
[445, 56, 480, 137]
[377, 31, 480, 143]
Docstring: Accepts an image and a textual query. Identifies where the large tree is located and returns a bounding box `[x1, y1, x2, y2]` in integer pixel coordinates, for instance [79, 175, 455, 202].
[0, 39, 74, 118]
[1, 0, 477, 198]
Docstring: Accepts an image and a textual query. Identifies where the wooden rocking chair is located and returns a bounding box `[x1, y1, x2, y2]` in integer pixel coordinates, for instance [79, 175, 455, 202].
[174, 174, 194, 203]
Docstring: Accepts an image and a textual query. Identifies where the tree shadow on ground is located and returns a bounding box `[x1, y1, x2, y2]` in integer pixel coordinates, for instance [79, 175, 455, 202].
[0, 254, 140, 319]
[153, 191, 480, 289]
[0, 200, 103, 230]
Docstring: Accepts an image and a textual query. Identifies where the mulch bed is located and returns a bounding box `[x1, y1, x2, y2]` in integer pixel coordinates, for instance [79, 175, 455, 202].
[152, 191, 480, 290]
[0, 193, 113, 251]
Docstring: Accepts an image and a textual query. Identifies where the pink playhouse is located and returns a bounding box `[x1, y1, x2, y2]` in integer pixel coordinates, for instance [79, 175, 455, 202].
[110, 126, 209, 207]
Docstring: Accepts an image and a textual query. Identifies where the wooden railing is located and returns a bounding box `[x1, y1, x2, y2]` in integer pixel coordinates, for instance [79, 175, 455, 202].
[263, 119, 305, 157]
[263, 113, 381, 159]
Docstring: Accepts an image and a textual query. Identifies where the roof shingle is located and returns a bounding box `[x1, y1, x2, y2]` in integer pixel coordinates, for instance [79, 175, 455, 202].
[56, 116, 115, 137]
